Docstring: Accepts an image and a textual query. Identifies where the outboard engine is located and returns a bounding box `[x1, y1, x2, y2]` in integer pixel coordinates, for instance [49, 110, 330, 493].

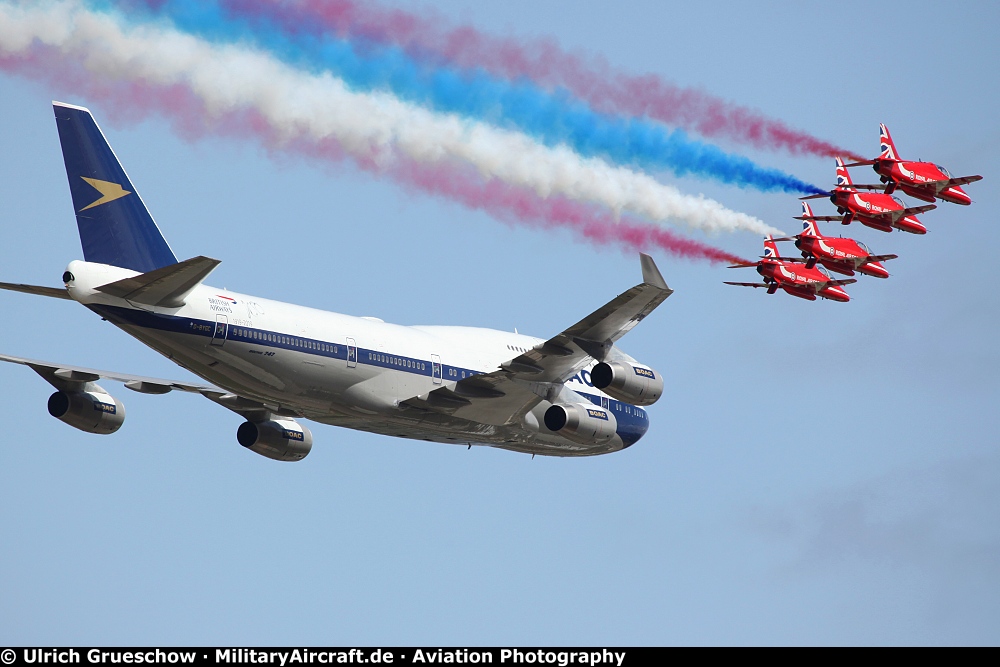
[543, 403, 618, 446]
[47, 390, 125, 434]
[590, 362, 663, 407]
[237, 418, 313, 461]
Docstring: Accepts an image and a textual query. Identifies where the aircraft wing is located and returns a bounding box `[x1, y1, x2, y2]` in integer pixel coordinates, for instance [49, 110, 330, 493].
[0, 353, 286, 422]
[844, 184, 886, 191]
[946, 175, 982, 187]
[0, 282, 72, 300]
[794, 215, 844, 222]
[897, 204, 937, 217]
[826, 278, 857, 287]
[868, 254, 898, 262]
[758, 256, 808, 263]
[723, 281, 770, 288]
[400, 254, 673, 425]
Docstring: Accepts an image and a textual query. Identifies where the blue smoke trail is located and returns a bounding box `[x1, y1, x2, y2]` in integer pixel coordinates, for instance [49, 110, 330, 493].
[100, 0, 825, 195]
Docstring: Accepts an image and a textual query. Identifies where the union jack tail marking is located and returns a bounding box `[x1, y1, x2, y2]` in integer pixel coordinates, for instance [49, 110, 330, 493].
[878, 123, 899, 161]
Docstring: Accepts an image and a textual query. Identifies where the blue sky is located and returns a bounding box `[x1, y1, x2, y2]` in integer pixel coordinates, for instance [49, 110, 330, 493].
[0, 0, 998, 645]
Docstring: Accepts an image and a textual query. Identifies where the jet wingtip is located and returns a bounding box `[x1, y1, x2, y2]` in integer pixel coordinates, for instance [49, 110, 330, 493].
[639, 253, 670, 291]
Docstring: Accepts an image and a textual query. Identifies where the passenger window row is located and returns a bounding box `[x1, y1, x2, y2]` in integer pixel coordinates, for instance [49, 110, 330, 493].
[230, 328, 337, 354]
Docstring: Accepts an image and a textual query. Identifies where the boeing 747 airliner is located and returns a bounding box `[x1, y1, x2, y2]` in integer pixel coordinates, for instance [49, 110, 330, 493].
[0, 103, 670, 460]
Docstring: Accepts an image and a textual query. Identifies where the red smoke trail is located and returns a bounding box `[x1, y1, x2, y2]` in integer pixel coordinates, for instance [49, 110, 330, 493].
[386, 161, 749, 265]
[0, 46, 748, 265]
[216, 0, 865, 161]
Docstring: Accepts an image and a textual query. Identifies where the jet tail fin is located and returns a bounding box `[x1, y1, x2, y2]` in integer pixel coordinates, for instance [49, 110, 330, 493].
[763, 235, 781, 259]
[95, 256, 220, 308]
[835, 157, 854, 188]
[53, 102, 178, 274]
[878, 123, 899, 161]
[798, 203, 823, 238]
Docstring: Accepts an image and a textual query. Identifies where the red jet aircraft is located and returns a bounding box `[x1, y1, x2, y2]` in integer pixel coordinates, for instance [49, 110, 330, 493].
[844, 124, 982, 205]
[774, 203, 898, 279]
[801, 158, 936, 234]
[725, 236, 855, 302]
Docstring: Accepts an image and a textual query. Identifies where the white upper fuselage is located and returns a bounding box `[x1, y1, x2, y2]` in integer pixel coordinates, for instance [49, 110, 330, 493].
[65, 260, 649, 456]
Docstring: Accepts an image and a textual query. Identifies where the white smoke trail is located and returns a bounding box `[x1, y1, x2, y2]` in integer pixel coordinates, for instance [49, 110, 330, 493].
[0, 1, 781, 235]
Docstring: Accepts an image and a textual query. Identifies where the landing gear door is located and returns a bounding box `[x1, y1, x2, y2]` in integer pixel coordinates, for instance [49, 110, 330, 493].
[211, 315, 228, 347]
[431, 354, 442, 384]
[346, 337, 357, 368]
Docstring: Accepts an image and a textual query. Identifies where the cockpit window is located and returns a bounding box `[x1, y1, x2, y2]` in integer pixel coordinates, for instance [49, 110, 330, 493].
[892, 196, 905, 206]
[936, 164, 952, 178]
[817, 265, 831, 279]
[857, 240, 871, 254]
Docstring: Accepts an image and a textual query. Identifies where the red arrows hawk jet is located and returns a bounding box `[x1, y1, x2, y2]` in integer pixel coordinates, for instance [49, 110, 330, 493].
[801, 158, 935, 234]
[774, 203, 898, 279]
[725, 236, 855, 302]
[844, 124, 982, 205]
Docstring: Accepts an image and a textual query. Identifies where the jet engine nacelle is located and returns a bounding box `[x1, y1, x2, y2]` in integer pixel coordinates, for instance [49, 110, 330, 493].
[590, 361, 663, 407]
[543, 402, 618, 446]
[237, 418, 312, 461]
[47, 390, 125, 434]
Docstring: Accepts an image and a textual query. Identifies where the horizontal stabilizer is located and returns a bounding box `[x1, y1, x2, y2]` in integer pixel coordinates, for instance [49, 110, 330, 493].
[800, 193, 831, 200]
[723, 281, 769, 288]
[96, 255, 221, 308]
[794, 215, 844, 222]
[0, 282, 71, 300]
[842, 160, 875, 167]
[759, 256, 808, 263]
[846, 184, 887, 191]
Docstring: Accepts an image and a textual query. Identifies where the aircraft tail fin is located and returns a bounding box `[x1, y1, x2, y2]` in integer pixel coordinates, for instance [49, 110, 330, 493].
[763, 235, 781, 259]
[878, 123, 899, 161]
[835, 156, 854, 188]
[799, 204, 822, 238]
[53, 102, 178, 274]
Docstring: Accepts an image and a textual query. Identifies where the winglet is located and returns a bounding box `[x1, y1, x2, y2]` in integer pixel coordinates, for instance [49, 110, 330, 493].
[640, 253, 670, 291]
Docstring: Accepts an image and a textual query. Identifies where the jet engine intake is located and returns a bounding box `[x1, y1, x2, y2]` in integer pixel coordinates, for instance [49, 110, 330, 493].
[47, 390, 125, 434]
[237, 418, 312, 461]
[543, 403, 618, 446]
[590, 362, 663, 406]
